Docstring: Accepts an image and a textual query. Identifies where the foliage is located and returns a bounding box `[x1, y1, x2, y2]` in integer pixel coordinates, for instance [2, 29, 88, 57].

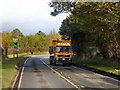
[11, 28, 23, 37]
[48, 30, 62, 46]
[36, 30, 46, 37]
[2, 29, 61, 56]
[49, 1, 73, 16]
[50, 1, 120, 59]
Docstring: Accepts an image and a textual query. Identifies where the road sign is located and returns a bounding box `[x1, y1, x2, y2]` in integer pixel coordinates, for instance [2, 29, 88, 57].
[13, 39, 18, 43]
[13, 39, 18, 49]
[16, 49, 19, 52]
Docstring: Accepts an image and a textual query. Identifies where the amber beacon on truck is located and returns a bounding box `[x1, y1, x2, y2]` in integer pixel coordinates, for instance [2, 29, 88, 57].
[49, 39, 72, 66]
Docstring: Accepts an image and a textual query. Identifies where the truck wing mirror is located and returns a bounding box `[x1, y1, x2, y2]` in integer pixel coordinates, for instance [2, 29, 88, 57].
[49, 46, 53, 54]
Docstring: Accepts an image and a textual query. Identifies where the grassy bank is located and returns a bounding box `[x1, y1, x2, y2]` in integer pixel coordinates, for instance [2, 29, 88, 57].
[72, 55, 120, 76]
[2, 56, 27, 88]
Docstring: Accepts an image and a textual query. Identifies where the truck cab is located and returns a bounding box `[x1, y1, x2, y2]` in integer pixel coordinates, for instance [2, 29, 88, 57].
[49, 40, 72, 66]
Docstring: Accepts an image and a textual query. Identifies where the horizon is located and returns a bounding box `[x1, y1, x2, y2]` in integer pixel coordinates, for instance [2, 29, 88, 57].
[1, 28, 60, 36]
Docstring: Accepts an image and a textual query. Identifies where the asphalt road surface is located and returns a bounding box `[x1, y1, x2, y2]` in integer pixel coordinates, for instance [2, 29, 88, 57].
[19, 55, 120, 90]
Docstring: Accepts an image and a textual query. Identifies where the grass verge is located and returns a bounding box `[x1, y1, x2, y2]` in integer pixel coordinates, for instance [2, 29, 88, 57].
[72, 55, 120, 76]
[8, 52, 49, 58]
[28, 52, 49, 55]
[2, 55, 27, 88]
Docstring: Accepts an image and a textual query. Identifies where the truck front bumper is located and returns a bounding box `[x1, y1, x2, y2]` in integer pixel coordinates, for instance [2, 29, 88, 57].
[55, 58, 72, 63]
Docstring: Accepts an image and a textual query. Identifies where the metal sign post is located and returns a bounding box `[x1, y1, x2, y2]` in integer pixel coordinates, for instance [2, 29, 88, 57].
[16, 49, 19, 58]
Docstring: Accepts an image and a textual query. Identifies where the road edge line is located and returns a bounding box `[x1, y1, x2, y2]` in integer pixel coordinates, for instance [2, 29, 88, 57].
[11, 69, 19, 89]
[17, 67, 24, 89]
[12, 57, 29, 89]
[40, 59, 79, 89]
[18, 57, 29, 89]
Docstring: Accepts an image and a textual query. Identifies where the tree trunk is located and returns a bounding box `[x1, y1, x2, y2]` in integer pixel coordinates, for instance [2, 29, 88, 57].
[5, 48, 8, 57]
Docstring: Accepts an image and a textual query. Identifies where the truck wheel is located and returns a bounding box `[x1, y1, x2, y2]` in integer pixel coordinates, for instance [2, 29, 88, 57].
[49, 56, 54, 65]
[50, 61, 53, 65]
[53, 61, 56, 66]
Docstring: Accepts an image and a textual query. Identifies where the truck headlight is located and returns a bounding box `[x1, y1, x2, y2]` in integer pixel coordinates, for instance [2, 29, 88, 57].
[62, 58, 65, 60]
[69, 58, 71, 60]
[56, 58, 58, 60]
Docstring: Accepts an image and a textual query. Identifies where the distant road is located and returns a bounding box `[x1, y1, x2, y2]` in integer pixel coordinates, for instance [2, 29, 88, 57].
[18, 55, 120, 89]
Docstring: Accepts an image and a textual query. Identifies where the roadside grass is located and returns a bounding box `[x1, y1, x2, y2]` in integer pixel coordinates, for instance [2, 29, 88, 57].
[8, 53, 29, 58]
[72, 55, 120, 76]
[8, 52, 49, 58]
[2, 55, 26, 88]
[28, 52, 49, 55]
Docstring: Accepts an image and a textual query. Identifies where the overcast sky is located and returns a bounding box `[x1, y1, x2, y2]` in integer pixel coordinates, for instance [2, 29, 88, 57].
[0, 0, 68, 35]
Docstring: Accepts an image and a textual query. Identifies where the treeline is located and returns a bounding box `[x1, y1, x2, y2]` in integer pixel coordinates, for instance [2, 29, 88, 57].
[2, 28, 61, 56]
[50, 2, 120, 59]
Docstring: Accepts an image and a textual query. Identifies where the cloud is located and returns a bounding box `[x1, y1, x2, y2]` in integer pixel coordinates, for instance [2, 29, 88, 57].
[0, 0, 68, 35]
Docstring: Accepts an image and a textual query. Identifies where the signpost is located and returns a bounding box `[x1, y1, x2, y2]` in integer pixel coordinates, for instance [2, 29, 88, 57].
[13, 39, 18, 58]
[16, 49, 19, 58]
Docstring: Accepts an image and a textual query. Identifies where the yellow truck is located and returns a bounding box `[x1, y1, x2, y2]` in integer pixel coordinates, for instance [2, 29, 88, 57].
[49, 39, 72, 66]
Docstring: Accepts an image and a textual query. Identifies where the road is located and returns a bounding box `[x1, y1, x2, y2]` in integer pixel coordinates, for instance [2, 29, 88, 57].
[18, 55, 120, 89]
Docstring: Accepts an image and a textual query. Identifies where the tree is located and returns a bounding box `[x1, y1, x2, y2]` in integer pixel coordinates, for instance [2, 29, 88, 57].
[11, 28, 23, 36]
[51, 2, 120, 58]
[2, 32, 12, 57]
[48, 30, 62, 45]
[36, 30, 46, 37]
[49, 1, 73, 16]
[2, 28, 62, 54]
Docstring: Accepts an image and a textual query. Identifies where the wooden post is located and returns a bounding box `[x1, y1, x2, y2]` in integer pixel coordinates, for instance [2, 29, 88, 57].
[13, 49, 15, 58]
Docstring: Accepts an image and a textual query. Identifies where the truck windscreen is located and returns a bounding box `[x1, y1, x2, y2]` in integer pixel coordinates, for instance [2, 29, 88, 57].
[56, 46, 71, 53]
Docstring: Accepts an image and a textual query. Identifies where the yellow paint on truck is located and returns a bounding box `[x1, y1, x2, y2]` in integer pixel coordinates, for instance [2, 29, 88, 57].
[49, 39, 72, 66]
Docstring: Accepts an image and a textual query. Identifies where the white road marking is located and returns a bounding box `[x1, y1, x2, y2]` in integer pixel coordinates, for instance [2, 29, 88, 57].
[17, 58, 29, 89]
[68, 77, 71, 79]
[12, 70, 19, 89]
[24, 59, 27, 64]
[18, 67, 24, 89]
[40, 59, 81, 89]
[81, 85, 85, 88]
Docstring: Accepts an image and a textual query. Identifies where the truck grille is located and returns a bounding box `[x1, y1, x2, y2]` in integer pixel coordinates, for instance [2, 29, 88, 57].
[57, 55, 70, 57]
